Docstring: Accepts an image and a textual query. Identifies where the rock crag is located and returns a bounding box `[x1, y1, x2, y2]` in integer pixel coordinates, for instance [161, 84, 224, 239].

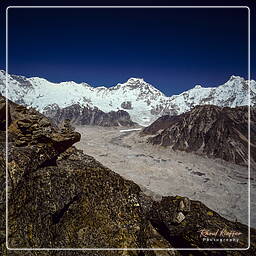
[43, 104, 136, 127]
[0, 97, 255, 256]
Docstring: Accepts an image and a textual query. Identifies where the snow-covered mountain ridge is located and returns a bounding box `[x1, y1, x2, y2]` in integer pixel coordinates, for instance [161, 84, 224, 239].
[0, 70, 255, 126]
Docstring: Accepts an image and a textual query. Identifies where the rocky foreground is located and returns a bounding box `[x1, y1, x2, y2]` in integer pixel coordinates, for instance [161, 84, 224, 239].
[0, 96, 255, 255]
[142, 105, 256, 167]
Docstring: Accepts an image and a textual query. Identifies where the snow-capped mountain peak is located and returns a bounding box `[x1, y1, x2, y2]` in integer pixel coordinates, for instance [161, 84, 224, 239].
[119, 77, 152, 89]
[228, 75, 245, 82]
[193, 84, 203, 89]
[0, 70, 255, 126]
[126, 77, 145, 83]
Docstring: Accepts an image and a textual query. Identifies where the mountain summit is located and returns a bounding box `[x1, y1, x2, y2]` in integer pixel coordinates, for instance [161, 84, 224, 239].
[125, 77, 146, 85]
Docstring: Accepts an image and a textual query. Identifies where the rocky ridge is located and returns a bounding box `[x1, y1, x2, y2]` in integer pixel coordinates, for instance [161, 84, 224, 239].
[142, 105, 256, 167]
[0, 70, 255, 126]
[0, 97, 255, 255]
[43, 103, 136, 127]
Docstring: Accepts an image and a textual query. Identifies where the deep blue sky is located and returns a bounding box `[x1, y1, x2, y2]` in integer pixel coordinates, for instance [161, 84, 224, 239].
[0, 1, 254, 96]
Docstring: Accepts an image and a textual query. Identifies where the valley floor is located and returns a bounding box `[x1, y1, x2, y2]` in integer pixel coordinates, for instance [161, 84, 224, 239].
[75, 125, 256, 228]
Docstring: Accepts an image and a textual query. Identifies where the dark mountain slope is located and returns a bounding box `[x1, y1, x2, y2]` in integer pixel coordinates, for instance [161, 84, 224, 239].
[141, 105, 256, 166]
[43, 104, 136, 127]
[142, 114, 183, 135]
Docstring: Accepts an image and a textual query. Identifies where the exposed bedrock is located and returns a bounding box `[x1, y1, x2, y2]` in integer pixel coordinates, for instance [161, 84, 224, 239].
[43, 103, 136, 127]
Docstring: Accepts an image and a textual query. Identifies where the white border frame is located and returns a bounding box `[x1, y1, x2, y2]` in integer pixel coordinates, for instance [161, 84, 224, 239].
[5, 5, 251, 251]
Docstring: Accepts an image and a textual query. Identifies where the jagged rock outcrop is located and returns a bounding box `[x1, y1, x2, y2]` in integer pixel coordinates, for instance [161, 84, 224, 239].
[121, 101, 133, 110]
[141, 105, 256, 167]
[142, 115, 182, 135]
[43, 104, 136, 127]
[0, 97, 255, 255]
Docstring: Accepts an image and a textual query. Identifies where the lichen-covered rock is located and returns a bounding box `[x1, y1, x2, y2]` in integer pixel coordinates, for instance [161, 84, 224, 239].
[148, 196, 256, 252]
[0, 97, 177, 255]
[2, 97, 80, 190]
[0, 97, 255, 256]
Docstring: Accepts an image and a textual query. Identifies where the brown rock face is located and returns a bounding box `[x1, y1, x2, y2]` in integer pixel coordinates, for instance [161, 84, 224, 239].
[0, 97, 255, 256]
[142, 105, 255, 166]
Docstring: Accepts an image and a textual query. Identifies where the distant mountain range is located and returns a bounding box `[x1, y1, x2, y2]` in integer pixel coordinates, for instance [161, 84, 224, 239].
[0, 70, 255, 126]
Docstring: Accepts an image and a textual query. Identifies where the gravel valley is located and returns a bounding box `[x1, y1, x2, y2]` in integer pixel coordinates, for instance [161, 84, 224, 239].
[75, 125, 256, 228]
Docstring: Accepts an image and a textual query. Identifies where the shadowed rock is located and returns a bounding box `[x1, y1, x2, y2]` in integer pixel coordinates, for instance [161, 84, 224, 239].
[43, 103, 136, 127]
[121, 101, 133, 110]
